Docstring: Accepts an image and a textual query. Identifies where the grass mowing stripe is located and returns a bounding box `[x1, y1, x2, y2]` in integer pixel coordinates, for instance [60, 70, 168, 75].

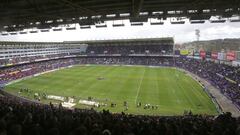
[78, 66, 114, 97]
[186, 77, 215, 110]
[165, 69, 181, 105]
[182, 75, 211, 110]
[175, 74, 196, 109]
[155, 69, 161, 105]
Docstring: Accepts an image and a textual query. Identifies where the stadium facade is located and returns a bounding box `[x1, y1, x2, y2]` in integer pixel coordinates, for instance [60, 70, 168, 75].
[0, 38, 173, 66]
[0, 42, 87, 60]
[1, 37, 240, 67]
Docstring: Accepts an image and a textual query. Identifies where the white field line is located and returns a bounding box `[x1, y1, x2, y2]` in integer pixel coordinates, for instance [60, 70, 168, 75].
[135, 68, 145, 104]
[155, 71, 160, 99]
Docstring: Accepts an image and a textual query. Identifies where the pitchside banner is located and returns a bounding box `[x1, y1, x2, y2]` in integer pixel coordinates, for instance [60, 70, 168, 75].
[211, 52, 218, 59]
[175, 50, 180, 55]
[193, 51, 200, 59]
[206, 52, 211, 58]
[200, 50, 206, 58]
[194, 51, 199, 57]
[180, 50, 189, 56]
[188, 50, 194, 56]
[226, 51, 236, 61]
[217, 52, 225, 60]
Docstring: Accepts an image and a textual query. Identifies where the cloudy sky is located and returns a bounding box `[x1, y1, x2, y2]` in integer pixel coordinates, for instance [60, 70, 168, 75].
[0, 18, 240, 44]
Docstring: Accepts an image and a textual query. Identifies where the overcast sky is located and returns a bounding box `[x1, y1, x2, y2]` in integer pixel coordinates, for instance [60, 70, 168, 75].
[0, 18, 240, 44]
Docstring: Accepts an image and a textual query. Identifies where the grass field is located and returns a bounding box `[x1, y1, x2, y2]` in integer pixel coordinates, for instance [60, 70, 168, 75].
[4, 65, 218, 116]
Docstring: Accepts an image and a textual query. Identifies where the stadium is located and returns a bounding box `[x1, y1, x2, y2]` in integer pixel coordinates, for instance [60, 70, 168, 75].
[0, 0, 240, 135]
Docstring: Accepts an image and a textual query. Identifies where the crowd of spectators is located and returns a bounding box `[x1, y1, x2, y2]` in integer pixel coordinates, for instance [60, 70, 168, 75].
[175, 57, 240, 109]
[86, 45, 173, 55]
[0, 94, 239, 135]
[1, 44, 173, 67]
[1, 56, 240, 109]
[0, 58, 77, 85]
[0, 53, 71, 67]
[76, 57, 172, 66]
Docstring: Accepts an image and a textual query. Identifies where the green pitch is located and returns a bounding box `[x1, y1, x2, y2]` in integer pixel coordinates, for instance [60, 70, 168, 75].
[4, 65, 218, 116]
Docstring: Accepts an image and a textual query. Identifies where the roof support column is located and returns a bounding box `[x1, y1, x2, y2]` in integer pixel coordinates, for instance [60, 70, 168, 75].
[132, 0, 144, 18]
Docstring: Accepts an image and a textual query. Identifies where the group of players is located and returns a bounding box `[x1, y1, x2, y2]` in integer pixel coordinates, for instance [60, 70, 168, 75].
[109, 101, 159, 112]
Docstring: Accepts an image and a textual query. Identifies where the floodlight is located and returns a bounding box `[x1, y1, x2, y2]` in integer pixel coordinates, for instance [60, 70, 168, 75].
[1, 33, 8, 36]
[66, 27, 76, 30]
[80, 25, 91, 29]
[52, 28, 62, 31]
[96, 24, 107, 28]
[210, 20, 226, 23]
[150, 22, 164, 25]
[9, 32, 17, 35]
[230, 19, 240, 22]
[171, 21, 185, 24]
[19, 31, 27, 34]
[190, 20, 205, 24]
[29, 30, 38, 33]
[131, 22, 143, 26]
[112, 24, 125, 27]
[40, 29, 50, 32]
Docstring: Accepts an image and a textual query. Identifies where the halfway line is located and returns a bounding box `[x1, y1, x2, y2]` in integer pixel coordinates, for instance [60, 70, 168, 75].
[135, 68, 145, 104]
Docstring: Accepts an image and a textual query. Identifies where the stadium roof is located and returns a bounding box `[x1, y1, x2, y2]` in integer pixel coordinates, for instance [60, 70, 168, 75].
[0, 0, 239, 32]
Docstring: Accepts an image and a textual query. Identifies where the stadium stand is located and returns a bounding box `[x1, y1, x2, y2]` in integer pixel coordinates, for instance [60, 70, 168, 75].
[86, 44, 173, 55]
[1, 56, 240, 109]
[0, 42, 87, 66]
[175, 58, 240, 110]
[0, 38, 172, 66]
[1, 40, 240, 135]
[0, 0, 240, 134]
[0, 94, 239, 135]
